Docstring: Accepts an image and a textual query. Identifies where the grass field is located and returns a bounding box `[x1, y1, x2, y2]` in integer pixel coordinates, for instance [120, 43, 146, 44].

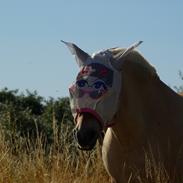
[1, 88, 183, 182]
[0, 123, 110, 183]
[0, 123, 177, 183]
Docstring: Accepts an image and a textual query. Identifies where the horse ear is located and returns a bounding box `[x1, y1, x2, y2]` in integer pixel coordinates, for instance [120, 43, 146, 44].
[112, 41, 143, 70]
[61, 40, 90, 67]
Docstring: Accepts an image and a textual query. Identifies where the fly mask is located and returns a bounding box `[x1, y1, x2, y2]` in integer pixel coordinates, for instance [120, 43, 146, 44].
[62, 41, 143, 128]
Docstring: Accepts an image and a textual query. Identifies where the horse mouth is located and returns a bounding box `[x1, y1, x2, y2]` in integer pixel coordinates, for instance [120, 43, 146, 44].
[73, 112, 103, 151]
[78, 144, 95, 151]
[74, 131, 99, 151]
[79, 136, 98, 151]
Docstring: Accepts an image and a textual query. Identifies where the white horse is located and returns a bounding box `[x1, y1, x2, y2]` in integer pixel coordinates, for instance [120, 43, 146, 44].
[62, 41, 183, 183]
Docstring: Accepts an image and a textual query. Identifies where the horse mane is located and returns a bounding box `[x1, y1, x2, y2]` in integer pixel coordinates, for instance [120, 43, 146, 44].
[109, 48, 158, 80]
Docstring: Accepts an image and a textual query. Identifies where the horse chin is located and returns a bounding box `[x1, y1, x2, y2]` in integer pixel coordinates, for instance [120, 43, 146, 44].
[77, 133, 98, 151]
[78, 144, 95, 151]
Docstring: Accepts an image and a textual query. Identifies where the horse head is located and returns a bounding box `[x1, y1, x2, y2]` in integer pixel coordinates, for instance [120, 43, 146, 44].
[62, 40, 142, 150]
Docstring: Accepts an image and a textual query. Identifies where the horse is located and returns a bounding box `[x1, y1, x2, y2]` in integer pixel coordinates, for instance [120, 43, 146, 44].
[62, 41, 183, 183]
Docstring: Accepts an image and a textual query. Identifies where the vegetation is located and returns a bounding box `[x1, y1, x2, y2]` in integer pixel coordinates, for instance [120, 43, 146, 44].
[0, 88, 109, 183]
[0, 70, 182, 183]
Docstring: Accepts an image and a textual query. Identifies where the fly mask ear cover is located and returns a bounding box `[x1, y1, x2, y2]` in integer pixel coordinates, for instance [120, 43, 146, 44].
[69, 50, 122, 128]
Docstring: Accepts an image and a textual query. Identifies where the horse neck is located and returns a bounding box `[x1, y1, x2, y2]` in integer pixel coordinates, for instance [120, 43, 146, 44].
[112, 73, 183, 140]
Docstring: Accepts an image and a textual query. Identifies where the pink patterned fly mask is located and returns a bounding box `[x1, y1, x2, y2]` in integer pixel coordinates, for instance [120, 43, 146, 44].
[62, 41, 143, 128]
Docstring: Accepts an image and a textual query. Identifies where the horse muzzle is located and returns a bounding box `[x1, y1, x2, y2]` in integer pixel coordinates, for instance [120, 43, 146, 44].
[73, 127, 99, 151]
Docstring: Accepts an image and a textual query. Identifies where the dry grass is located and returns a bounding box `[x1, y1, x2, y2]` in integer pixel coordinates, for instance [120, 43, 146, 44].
[0, 122, 179, 183]
[0, 123, 109, 183]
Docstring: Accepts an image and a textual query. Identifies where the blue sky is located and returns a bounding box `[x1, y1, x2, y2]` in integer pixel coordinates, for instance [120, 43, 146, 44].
[0, 0, 182, 98]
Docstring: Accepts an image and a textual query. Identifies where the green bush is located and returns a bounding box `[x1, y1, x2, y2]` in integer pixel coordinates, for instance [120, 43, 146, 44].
[0, 88, 74, 150]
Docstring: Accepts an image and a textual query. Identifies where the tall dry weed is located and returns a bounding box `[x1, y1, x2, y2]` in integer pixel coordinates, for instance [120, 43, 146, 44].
[0, 119, 109, 183]
[0, 119, 180, 183]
